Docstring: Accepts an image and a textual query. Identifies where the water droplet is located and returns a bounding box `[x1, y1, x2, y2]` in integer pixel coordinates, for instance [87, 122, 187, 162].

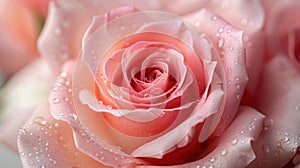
[53, 98, 60, 104]
[94, 152, 99, 157]
[220, 149, 227, 156]
[241, 18, 248, 26]
[229, 46, 233, 51]
[279, 136, 289, 143]
[195, 21, 200, 26]
[60, 72, 67, 78]
[218, 39, 224, 48]
[227, 29, 232, 33]
[100, 156, 105, 160]
[70, 114, 78, 120]
[33, 116, 47, 126]
[240, 130, 244, 134]
[65, 80, 70, 85]
[283, 129, 289, 136]
[227, 80, 232, 85]
[236, 84, 240, 90]
[91, 50, 95, 55]
[212, 16, 217, 20]
[209, 157, 216, 163]
[227, 67, 232, 73]
[56, 82, 62, 87]
[231, 139, 238, 145]
[235, 94, 240, 99]
[218, 28, 224, 33]
[248, 125, 255, 131]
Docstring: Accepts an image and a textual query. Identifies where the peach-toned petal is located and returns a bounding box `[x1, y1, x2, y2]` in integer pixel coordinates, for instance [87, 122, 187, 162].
[189, 9, 248, 140]
[131, 86, 224, 158]
[22, 0, 52, 17]
[0, 0, 38, 77]
[183, 0, 264, 36]
[38, 0, 130, 73]
[248, 56, 300, 167]
[48, 61, 145, 167]
[17, 104, 108, 168]
[0, 59, 52, 151]
[135, 107, 265, 167]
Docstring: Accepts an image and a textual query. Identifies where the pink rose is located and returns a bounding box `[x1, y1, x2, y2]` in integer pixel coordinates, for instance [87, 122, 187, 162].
[248, 0, 300, 167]
[1, 0, 299, 167]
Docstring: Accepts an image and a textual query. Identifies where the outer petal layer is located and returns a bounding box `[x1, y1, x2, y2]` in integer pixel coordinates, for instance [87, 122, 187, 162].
[17, 104, 107, 168]
[249, 56, 300, 167]
[135, 107, 265, 167]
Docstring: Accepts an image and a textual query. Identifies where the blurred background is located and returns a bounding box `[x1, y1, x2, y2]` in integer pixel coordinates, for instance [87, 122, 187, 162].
[0, 143, 22, 167]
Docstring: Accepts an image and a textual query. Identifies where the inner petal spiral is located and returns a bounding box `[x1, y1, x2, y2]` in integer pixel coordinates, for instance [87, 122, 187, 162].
[130, 67, 177, 96]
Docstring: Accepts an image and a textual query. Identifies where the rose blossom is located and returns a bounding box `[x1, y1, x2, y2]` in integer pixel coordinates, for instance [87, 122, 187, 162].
[0, 0, 299, 167]
[247, 0, 300, 167]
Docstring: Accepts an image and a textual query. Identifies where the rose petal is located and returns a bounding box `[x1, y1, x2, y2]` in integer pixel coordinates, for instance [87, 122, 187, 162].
[38, 0, 129, 73]
[183, 0, 264, 36]
[0, 0, 38, 77]
[0, 59, 52, 151]
[188, 9, 248, 140]
[248, 56, 300, 167]
[131, 85, 224, 158]
[135, 106, 265, 167]
[48, 61, 145, 167]
[17, 104, 108, 167]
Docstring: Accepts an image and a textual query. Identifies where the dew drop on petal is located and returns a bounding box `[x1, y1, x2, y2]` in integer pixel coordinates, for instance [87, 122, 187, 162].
[220, 149, 228, 156]
[60, 72, 67, 78]
[33, 116, 47, 126]
[279, 136, 289, 143]
[211, 16, 217, 20]
[209, 157, 216, 163]
[218, 39, 224, 48]
[53, 98, 60, 104]
[241, 18, 248, 26]
[231, 139, 238, 145]
[227, 67, 232, 73]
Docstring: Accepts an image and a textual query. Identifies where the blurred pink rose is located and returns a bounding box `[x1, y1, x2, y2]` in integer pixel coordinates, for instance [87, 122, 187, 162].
[0, 0, 299, 167]
[0, 0, 51, 82]
[248, 0, 300, 167]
